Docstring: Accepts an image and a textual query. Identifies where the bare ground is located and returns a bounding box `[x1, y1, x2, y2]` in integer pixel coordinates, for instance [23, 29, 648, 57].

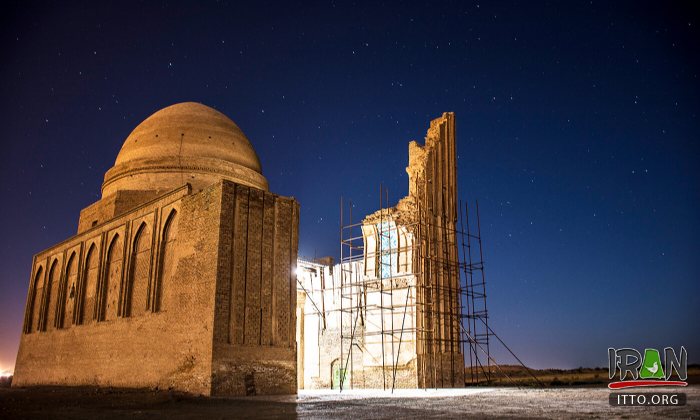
[0, 385, 698, 419]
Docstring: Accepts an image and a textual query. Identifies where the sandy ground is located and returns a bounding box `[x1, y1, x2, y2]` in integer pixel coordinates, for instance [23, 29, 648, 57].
[1, 385, 698, 419]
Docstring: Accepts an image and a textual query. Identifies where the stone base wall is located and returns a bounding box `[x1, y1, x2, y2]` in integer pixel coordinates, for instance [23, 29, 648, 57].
[301, 319, 422, 390]
[352, 361, 419, 389]
[12, 312, 213, 394]
[417, 352, 466, 388]
[211, 343, 296, 396]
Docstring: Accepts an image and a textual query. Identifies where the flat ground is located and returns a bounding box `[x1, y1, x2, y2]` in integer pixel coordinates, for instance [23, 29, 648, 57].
[1, 386, 698, 419]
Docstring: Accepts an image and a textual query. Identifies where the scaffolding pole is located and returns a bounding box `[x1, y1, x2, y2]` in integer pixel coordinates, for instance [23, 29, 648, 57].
[335, 187, 499, 390]
[291, 188, 545, 393]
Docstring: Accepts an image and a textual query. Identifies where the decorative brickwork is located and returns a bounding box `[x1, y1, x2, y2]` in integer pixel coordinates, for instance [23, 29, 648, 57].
[14, 103, 299, 396]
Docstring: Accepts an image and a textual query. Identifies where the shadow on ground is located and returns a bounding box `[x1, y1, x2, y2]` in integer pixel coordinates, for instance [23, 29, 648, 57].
[1, 385, 699, 419]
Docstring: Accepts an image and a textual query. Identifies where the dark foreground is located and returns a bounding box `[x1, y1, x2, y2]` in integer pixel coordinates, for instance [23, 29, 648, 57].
[1, 386, 698, 419]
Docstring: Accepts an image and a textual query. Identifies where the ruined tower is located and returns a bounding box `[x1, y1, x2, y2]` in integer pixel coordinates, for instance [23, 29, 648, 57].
[406, 112, 463, 388]
[296, 113, 465, 389]
[363, 112, 463, 388]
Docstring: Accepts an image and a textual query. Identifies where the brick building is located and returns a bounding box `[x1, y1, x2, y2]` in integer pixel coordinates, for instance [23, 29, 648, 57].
[13, 103, 299, 396]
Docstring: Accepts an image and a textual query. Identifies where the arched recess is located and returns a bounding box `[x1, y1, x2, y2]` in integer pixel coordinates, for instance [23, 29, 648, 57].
[41, 259, 59, 331]
[330, 358, 349, 390]
[154, 210, 178, 312]
[25, 266, 44, 333]
[99, 234, 123, 321]
[80, 244, 99, 324]
[124, 222, 151, 317]
[60, 252, 78, 328]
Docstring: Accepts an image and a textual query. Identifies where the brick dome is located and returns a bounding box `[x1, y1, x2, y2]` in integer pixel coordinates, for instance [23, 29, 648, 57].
[102, 102, 268, 196]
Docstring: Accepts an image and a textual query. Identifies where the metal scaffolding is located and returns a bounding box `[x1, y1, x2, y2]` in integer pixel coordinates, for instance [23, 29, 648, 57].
[337, 185, 494, 391]
[459, 200, 492, 384]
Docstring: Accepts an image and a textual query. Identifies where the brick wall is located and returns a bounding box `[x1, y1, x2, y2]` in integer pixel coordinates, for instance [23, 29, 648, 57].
[13, 184, 220, 395]
[210, 181, 299, 396]
[77, 190, 168, 234]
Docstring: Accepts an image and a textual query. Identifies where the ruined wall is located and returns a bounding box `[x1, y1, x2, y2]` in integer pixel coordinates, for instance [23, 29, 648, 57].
[294, 113, 464, 391]
[297, 260, 350, 389]
[296, 259, 421, 390]
[357, 112, 464, 388]
[209, 181, 299, 396]
[407, 112, 464, 388]
[296, 291, 306, 389]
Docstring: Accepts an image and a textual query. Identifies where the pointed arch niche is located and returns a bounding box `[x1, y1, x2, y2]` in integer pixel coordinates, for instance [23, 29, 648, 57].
[124, 222, 152, 317]
[154, 209, 178, 312]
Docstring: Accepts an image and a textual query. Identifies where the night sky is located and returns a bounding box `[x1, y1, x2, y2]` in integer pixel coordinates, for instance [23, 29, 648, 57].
[1, 1, 698, 374]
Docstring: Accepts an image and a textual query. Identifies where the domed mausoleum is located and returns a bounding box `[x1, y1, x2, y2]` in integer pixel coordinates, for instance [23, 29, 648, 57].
[103, 102, 268, 196]
[14, 103, 299, 396]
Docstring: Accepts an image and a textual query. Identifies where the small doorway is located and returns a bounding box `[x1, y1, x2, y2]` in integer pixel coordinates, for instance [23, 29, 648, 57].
[331, 359, 349, 390]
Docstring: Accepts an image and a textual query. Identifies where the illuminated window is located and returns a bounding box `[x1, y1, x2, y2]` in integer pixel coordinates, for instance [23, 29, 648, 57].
[377, 221, 398, 278]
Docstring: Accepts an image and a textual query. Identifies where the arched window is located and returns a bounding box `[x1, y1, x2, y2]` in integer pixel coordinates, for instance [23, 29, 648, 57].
[155, 210, 177, 312]
[99, 234, 123, 321]
[25, 266, 44, 333]
[41, 260, 59, 331]
[125, 223, 151, 317]
[80, 244, 98, 324]
[376, 221, 398, 279]
[60, 252, 78, 328]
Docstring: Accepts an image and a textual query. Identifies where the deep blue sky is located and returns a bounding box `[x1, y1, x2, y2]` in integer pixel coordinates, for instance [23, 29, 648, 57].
[1, 1, 698, 372]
